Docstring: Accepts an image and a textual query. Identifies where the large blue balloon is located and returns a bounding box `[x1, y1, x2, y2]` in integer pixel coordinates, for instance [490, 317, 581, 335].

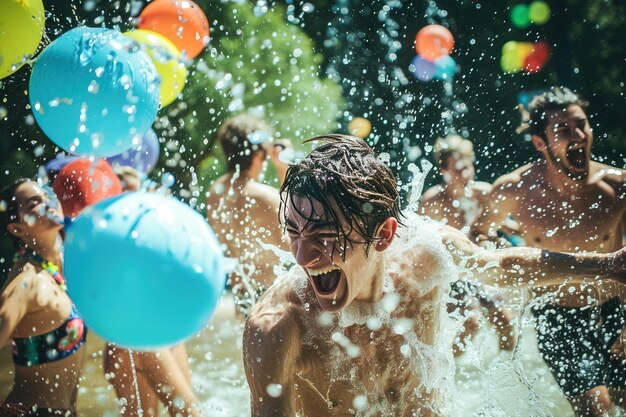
[30, 27, 160, 158]
[64, 192, 225, 349]
[106, 128, 160, 174]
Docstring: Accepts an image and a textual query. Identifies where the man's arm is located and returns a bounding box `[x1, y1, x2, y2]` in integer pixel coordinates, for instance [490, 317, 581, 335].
[440, 225, 618, 287]
[469, 178, 517, 246]
[243, 307, 301, 417]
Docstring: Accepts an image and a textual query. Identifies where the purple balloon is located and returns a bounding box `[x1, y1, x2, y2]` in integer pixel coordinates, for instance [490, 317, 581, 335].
[45, 154, 82, 173]
[106, 129, 160, 174]
[411, 55, 437, 82]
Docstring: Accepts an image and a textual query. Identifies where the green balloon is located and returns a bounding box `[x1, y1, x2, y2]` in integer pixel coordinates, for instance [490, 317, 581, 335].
[529, 1, 551, 25]
[510, 4, 531, 29]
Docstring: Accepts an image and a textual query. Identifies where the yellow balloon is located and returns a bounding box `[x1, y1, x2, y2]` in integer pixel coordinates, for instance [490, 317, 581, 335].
[124, 29, 187, 107]
[517, 42, 534, 61]
[0, 0, 45, 79]
[348, 117, 372, 139]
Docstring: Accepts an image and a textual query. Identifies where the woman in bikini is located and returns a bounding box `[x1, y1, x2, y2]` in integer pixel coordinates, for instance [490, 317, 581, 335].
[0, 178, 86, 416]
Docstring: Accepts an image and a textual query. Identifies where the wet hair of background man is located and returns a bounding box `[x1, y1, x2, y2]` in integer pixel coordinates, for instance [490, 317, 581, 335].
[217, 114, 274, 172]
[279, 134, 403, 260]
[528, 86, 590, 139]
[433, 135, 475, 169]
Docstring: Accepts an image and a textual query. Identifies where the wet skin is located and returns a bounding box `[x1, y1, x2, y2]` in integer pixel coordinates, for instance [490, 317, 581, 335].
[420, 153, 489, 230]
[243, 187, 626, 416]
[471, 104, 626, 307]
[244, 196, 449, 417]
[0, 181, 85, 410]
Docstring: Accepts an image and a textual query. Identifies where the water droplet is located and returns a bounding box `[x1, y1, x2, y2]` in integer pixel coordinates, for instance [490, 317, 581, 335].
[266, 383, 283, 398]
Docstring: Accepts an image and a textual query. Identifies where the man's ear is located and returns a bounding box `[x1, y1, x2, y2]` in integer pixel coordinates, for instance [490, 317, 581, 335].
[531, 134, 547, 153]
[374, 217, 398, 252]
[7, 222, 24, 239]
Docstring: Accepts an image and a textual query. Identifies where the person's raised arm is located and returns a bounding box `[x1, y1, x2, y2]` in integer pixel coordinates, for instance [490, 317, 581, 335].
[440, 225, 618, 287]
[243, 307, 301, 417]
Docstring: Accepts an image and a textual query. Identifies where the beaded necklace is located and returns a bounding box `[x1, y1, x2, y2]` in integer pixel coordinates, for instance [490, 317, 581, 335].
[13, 247, 67, 292]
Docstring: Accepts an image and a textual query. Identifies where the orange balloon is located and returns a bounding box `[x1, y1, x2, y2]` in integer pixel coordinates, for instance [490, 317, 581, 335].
[138, 0, 209, 59]
[415, 25, 454, 62]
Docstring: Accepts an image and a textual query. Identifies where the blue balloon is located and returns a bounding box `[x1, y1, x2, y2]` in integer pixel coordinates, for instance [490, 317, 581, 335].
[30, 27, 160, 158]
[434, 55, 457, 80]
[64, 192, 225, 349]
[410, 55, 437, 82]
[106, 128, 160, 174]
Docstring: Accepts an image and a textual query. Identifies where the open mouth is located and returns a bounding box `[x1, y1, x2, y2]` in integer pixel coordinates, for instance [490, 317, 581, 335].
[566, 146, 587, 170]
[308, 266, 342, 295]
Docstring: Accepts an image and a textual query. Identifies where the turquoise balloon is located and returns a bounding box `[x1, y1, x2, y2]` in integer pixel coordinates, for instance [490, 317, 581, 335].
[64, 192, 226, 349]
[30, 27, 160, 158]
[434, 55, 457, 80]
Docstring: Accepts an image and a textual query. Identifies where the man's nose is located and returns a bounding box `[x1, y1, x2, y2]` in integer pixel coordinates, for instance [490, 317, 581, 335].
[294, 241, 323, 267]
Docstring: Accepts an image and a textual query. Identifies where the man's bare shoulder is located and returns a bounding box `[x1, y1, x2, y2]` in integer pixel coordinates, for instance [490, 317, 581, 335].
[490, 163, 537, 195]
[245, 181, 281, 204]
[420, 184, 444, 203]
[246, 276, 304, 335]
[469, 181, 492, 196]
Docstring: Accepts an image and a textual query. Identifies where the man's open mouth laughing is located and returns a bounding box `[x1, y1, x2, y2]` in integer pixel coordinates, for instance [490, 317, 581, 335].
[307, 266, 342, 296]
[565, 143, 588, 172]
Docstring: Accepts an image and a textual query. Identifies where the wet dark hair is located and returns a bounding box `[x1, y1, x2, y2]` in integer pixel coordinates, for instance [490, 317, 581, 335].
[280, 134, 403, 258]
[528, 87, 589, 139]
[217, 114, 273, 172]
[0, 178, 31, 250]
[433, 135, 474, 169]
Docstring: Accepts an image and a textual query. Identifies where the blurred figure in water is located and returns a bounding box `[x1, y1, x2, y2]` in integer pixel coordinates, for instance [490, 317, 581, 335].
[243, 134, 626, 417]
[113, 165, 143, 192]
[420, 135, 516, 356]
[0, 179, 86, 416]
[52, 159, 201, 417]
[471, 87, 626, 416]
[205, 114, 291, 317]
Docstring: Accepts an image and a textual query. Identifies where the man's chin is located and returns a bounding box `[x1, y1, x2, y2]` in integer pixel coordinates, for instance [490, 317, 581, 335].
[315, 286, 349, 312]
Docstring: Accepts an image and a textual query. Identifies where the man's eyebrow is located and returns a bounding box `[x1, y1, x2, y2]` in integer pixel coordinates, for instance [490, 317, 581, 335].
[285, 218, 335, 232]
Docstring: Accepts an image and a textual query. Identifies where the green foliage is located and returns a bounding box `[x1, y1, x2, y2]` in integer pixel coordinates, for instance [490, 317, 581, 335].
[166, 0, 344, 190]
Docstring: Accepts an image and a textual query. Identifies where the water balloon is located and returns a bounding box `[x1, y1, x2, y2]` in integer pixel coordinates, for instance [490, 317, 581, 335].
[0, 0, 45, 79]
[53, 158, 123, 218]
[410, 55, 437, 82]
[414, 25, 454, 62]
[434, 55, 457, 80]
[124, 30, 187, 107]
[348, 117, 372, 139]
[64, 192, 226, 349]
[29, 27, 160, 157]
[510, 4, 531, 29]
[106, 128, 160, 174]
[138, 0, 210, 59]
[529, 1, 551, 25]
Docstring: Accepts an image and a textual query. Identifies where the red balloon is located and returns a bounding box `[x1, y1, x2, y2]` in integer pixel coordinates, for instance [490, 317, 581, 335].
[138, 0, 210, 59]
[53, 159, 123, 218]
[524, 41, 551, 73]
[415, 25, 454, 62]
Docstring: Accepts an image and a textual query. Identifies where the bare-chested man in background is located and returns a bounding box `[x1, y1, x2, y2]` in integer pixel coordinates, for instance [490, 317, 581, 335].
[206, 114, 291, 316]
[471, 87, 626, 416]
[421, 135, 516, 355]
[243, 134, 626, 417]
